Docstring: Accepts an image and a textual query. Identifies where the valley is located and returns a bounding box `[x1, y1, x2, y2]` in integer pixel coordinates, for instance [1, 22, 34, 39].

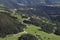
[0, 0, 60, 40]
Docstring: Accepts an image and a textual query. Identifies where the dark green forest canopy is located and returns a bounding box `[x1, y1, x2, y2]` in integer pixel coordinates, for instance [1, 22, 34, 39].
[18, 34, 38, 40]
[0, 12, 26, 37]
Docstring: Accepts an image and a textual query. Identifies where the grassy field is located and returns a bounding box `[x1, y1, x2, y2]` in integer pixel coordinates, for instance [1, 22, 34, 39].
[0, 25, 60, 40]
[0, 12, 60, 40]
[25, 25, 60, 40]
[0, 32, 27, 40]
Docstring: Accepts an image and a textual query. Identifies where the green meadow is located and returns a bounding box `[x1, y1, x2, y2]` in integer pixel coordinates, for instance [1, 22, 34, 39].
[0, 9, 60, 40]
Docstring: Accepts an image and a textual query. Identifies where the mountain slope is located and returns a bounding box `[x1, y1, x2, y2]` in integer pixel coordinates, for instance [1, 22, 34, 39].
[0, 0, 60, 9]
[0, 11, 26, 37]
[0, 0, 45, 9]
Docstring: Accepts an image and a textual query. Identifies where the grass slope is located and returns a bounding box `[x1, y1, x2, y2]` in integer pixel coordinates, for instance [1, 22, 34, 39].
[0, 9, 60, 40]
